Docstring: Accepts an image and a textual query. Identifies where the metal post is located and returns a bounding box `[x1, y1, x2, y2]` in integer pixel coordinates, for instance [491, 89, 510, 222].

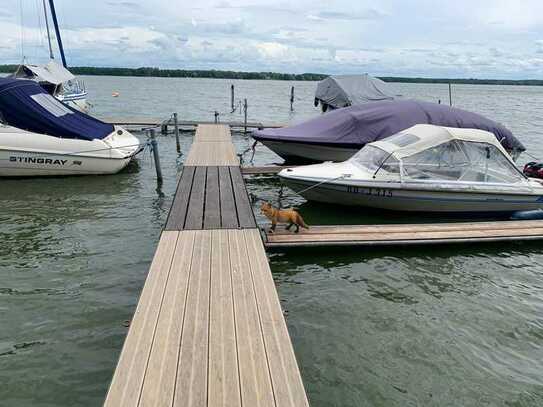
[48, 0, 67, 68]
[173, 112, 180, 153]
[448, 82, 452, 106]
[149, 129, 163, 183]
[290, 86, 294, 111]
[231, 84, 235, 112]
[243, 98, 248, 133]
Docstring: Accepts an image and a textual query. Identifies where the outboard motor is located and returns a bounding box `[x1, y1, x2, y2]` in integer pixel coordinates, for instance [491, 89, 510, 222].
[523, 162, 543, 179]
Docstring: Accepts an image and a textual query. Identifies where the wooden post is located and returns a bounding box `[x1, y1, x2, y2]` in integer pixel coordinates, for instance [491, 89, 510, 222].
[290, 86, 294, 111]
[173, 112, 180, 154]
[149, 129, 163, 183]
[448, 82, 452, 106]
[243, 98, 248, 133]
[231, 84, 235, 112]
[161, 122, 168, 135]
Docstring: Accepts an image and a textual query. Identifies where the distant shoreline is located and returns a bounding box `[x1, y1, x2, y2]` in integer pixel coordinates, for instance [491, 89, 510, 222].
[1, 65, 542, 86]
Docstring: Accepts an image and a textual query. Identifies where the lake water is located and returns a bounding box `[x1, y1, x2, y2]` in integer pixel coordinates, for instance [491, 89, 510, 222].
[1, 76, 543, 406]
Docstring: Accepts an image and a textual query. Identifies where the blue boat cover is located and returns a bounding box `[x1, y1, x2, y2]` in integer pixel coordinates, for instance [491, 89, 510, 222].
[0, 78, 113, 141]
[253, 99, 525, 153]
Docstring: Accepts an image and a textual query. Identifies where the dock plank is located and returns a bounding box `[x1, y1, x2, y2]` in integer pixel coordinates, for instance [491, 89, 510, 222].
[245, 229, 310, 407]
[208, 230, 242, 407]
[230, 167, 256, 229]
[265, 221, 543, 247]
[174, 231, 212, 407]
[185, 167, 207, 230]
[204, 167, 221, 229]
[104, 232, 178, 407]
[165, 166, 195, 231]
[139, 231, 195, 407]
[219, 166, 238, 229]
[229, 229, 275, 407]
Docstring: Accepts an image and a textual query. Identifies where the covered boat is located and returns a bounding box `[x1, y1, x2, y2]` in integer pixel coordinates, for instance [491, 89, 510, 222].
[12, 61, 89, 113]
[314, 74, 398, 112]
[253, 99, 525, 163]
[0, 78, 141, 177]
[279, 124, 543, 213]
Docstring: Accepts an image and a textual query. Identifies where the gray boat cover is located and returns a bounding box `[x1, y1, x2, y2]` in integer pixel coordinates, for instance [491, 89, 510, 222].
[315, 74, 397, 108]
[253, 99, 525, 153]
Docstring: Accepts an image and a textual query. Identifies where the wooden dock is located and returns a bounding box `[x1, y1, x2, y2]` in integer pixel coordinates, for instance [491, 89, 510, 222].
[104, 124, 309, 407]
[102, 117, 283, 130]
[264, 220, 543, 248]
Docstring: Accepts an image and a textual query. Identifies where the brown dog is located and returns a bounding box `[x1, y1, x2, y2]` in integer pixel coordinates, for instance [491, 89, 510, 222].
[260, 202, 309, 233]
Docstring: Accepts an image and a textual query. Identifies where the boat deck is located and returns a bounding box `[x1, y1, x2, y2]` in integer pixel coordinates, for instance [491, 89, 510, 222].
[104, 124, 309, 407]
[264, 220, 543, 248]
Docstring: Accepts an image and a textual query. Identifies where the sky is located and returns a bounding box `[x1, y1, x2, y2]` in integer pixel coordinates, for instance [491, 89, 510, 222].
[1, 0, 543, 79]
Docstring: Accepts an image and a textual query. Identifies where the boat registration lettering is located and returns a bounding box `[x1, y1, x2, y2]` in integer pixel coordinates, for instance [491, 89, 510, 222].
[346, 185, 392, 197]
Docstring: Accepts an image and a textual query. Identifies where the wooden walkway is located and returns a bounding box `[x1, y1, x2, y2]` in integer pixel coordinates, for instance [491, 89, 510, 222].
[101, 117, 283, 129]
[264, 220, 543, 248]
[104, 124, 309, 407]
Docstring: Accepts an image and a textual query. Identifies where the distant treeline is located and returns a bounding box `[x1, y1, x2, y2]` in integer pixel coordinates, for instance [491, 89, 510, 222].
[1, 64, 542, 85]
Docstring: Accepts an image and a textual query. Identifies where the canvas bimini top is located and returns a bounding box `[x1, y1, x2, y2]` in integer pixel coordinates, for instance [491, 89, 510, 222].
[252, 99, 525, 154]
[314, 74, 397, 109]
[350, 124, 527, 184]
[0, 78, 113, 141]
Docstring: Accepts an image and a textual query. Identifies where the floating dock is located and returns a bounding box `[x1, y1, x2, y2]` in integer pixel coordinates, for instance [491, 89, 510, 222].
[263, 220, 543, 248]
[104, 124, 309, 407]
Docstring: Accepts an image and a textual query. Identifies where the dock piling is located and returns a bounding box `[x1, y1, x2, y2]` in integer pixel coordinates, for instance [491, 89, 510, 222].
[449, 82, 453, 106]
[290, 86, 294, 111]
[230, 84, 235, 112]
[149, 129, 163, 183]
[173, 112, 180, 153]
[243, 98, 248, 133]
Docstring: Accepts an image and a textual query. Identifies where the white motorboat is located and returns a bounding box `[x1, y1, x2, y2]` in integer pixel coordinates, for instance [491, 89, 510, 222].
[279, 124, 543, 213]
[0, 78, 141, 177]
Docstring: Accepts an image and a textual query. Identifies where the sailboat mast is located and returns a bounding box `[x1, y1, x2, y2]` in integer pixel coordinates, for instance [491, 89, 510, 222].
[42, 0, 54, 60]
[47, 0, 67, 68]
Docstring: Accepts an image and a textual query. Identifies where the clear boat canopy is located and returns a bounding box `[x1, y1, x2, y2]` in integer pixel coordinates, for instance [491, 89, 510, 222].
[350, 124, 526, 184]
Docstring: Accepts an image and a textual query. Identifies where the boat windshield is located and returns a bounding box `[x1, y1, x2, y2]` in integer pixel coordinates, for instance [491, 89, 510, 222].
[350, 145, 401, 175]
[401, 140, 525, 183]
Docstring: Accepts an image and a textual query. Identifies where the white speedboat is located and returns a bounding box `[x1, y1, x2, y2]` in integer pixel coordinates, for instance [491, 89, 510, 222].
[0, 78, 141, 177]
[279, 124, 543, 213]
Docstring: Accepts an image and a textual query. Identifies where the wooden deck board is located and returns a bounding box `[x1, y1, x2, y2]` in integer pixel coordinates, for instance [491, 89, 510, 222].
[185, 167, 207, 230]
[219, 166, 238, 229]
[265, 220, 543, 247]
[208, 230, 242, 407]
[245, 229, 310, 407]
[204, 167, 221, 229]
[139, 231, 195, 407]
[174, 231, 212, 407]
[164, 166, 195, 231]
[104, 232, 178, 407]
[229, 230, 275, 407]
[230, 167, 257, 229]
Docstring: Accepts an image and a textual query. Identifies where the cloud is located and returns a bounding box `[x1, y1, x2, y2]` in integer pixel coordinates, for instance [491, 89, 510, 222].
[309, 9, 386, 21]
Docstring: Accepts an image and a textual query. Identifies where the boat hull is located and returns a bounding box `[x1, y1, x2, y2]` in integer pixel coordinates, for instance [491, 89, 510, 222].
[282, 178, 543, 213]
[0, 126, 141, 177]
[259, 139, 358, 163]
